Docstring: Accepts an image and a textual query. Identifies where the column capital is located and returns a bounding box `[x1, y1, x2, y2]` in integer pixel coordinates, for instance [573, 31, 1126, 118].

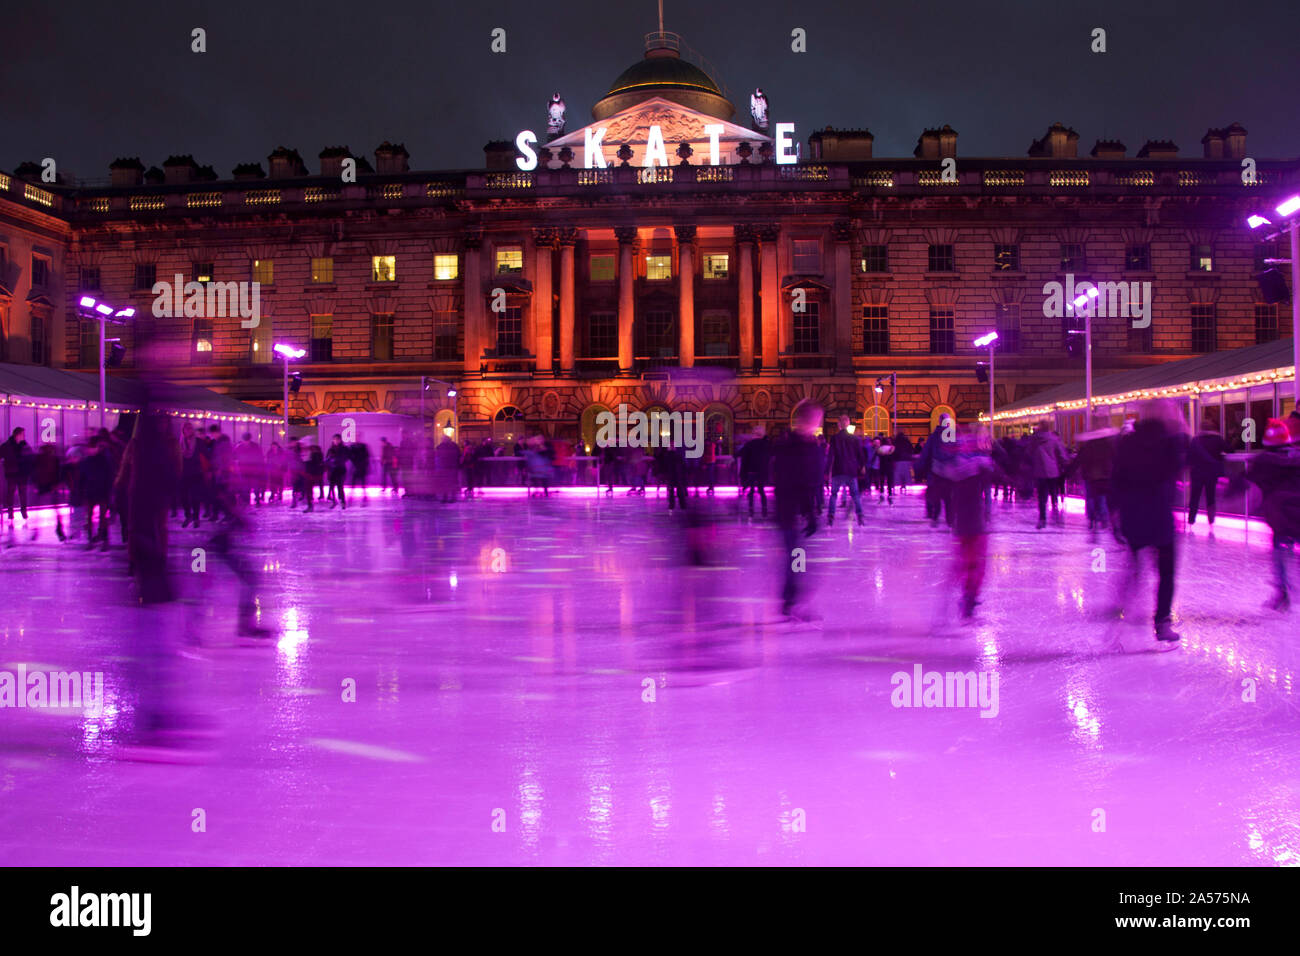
[735, 224, 757, 245]
[556, 226, 580, 246]
[532, 226, 558, 249]
[831, 219, 855, 243]
[753, 222, 780, 243]
[615, 225, 639, 246]
[673, 224, 697, 244]
[463, 228, 484, 250]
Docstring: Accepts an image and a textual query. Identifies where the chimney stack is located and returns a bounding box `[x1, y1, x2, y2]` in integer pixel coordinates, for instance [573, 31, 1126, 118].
[374, 142, 410, 174]
[1029, 123, 1079, 158]
[1136, 140, 1179, 159]
[109, 157, 145, 187]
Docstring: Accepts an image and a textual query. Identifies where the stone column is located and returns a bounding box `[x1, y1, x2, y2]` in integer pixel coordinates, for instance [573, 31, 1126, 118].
[756, 223, 780, 370]
[462, 230, 483, 374]
[557, 226, 578, 373]
[615, 226, 638, 374]
[832, 220, 854, 372]
[532, 227, 556, 374]
[675, 224, 696, 368]
[736, 225, 755, 371]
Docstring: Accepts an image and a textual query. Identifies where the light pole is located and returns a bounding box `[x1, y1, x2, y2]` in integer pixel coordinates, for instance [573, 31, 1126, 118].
[273, 343, 306, 437]
[873, 372, 898, 436]
[974, 331, 998, 431]
[1069, 287, 1100, 430]
[1247, 193, 1300, 405]
[77, 297, 134, 428]
[420, 376, 458, 433]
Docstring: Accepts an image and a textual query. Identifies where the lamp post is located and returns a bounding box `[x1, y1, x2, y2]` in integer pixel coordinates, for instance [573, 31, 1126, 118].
[873, 372, 898, 436]
[974, 331, 998, 431]
[273, 343, 306, 436]
[1247, 193, 1300, 405]
[77, 297, 134, 428]
[419, 376, 458, 433]
[1069, 287, 1100, 430]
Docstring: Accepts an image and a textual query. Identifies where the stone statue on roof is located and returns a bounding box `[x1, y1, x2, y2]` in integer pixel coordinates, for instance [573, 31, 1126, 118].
[547, 93, 566, 139]
[750, 89, 769, 131]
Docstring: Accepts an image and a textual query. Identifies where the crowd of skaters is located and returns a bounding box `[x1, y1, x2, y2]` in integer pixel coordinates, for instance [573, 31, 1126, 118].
[757, 400, 1300, 645]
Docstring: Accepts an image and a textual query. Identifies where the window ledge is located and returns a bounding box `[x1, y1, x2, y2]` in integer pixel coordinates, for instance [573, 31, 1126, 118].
[426, 281, 462, 289]
[990, 271, 1026, 279]
[305, 284, 338, 293]
[859, 271, 893, 278]
[1185, 271, 1220, 280]
[925, 272, 962, 278]
[365, 282, 399, 291]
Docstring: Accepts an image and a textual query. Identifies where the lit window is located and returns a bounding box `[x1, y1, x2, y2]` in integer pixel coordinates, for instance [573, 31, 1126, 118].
[192, 319, 214, 364]
[252, 259, 274, 284]
[495, 248, 523, 274]
[590, 254, 615, 281]
[792, 240, 821, 273]
[703, 254, 729, 279]
[193, 262, 214, 283]
[372, 255, 396, 282]
[1190, 244, 1213, 272]
[434, 254, 459, 281]
[645, 255, 672, 280]
[993, 244, 1019, 272]
[311, 257, 334, 283]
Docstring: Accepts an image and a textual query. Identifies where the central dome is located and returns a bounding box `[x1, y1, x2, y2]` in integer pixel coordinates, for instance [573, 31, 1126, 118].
[592, 33, 735, 122]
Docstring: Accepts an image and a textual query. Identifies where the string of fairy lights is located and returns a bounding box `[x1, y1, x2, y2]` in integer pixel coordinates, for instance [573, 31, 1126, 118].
[983, 365, 1296, 424]
[0, 396, 279, 425]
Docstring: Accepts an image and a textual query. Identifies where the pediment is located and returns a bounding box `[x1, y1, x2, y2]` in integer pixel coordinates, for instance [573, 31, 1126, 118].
[546, 96, 771, 167]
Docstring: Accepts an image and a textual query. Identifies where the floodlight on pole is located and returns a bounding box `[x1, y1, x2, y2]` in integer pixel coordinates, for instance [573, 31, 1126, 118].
[1246, 194, 1300, 405]
[274, 343, 306, 435]
[975, 331, 998, 427]
[77, 294, 133, 429]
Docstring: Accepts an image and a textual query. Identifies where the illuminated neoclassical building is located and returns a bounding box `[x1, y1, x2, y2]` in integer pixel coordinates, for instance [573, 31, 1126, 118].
[1, 29, 1297, 448]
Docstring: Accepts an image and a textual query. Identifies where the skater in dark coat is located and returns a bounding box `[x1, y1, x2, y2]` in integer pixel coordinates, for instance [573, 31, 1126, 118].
[1187, 421, 1227, 526]
[1245, 417, 1300, 611]
[1111, 399, 1188, 643]
[739, 427, 772, 516]
[773, 401, 824, 616]
[934, 427, 995, 618]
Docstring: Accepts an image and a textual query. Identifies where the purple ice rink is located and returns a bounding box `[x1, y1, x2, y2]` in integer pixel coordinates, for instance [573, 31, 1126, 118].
[1, 487, 1297, 866]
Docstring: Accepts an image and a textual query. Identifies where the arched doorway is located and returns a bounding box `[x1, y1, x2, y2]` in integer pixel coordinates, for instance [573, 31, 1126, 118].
[435, 408, 458, 442]
[701, 403, 734, 455]
[492, 405, 525, 444]
[580, 403, 612, 454]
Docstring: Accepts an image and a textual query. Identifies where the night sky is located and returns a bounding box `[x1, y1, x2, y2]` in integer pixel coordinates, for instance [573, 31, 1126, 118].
[3, 0, 1297, 183]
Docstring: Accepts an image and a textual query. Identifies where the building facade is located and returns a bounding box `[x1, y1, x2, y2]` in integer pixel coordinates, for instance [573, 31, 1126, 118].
[1, 32, 1296, 449]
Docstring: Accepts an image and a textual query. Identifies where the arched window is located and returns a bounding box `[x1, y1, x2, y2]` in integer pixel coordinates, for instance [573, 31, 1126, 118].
[930, 404, 956, 433]
[863, 404, 891, 437]
[492, 405, 525, 443]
